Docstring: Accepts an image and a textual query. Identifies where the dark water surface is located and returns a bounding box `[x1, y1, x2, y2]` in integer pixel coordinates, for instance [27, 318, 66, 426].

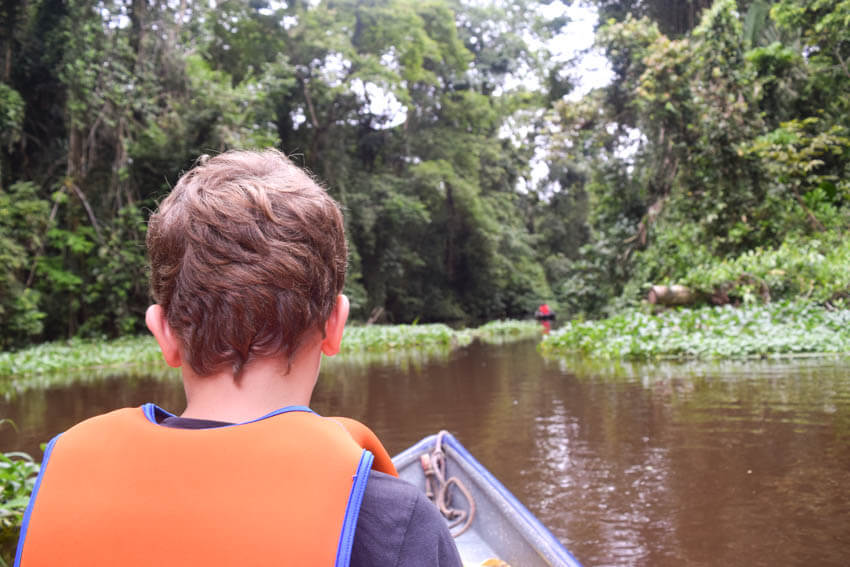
[2, 339, 849, 566]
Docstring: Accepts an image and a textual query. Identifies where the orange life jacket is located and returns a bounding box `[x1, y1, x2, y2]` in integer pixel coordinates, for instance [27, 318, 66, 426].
[15, 404, 397, 567]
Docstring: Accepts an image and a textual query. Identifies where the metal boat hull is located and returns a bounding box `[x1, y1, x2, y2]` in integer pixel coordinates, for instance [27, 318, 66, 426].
[392, 433, 582, 567]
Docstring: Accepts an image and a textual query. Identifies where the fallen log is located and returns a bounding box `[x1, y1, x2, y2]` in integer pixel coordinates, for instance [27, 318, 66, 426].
[647, 284, 694, 306]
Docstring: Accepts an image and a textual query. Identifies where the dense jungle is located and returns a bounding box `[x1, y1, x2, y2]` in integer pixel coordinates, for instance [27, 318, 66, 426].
[1, 0, 849, 350]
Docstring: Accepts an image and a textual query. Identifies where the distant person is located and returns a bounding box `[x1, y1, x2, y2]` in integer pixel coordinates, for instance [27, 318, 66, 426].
[15, 149, 461, 567]
[535, 303, 555, 321]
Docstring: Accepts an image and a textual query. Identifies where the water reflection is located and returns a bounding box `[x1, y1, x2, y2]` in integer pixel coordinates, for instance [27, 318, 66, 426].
[0, 369, 184, 454]
[2, 340, 849, 566]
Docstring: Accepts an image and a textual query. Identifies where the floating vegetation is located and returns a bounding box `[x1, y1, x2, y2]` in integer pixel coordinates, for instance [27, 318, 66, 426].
[340, 323, 473, 353]
[471, 320, 543, 345]
[540, 301, 850, 360]
[0, 337, 176, 400]
[328, 320, 542, 371]
[0, 336, 163, 377]
[0, 320, 539, 397]
[323, 347, 457, 375]
[339, 320, 542, 353]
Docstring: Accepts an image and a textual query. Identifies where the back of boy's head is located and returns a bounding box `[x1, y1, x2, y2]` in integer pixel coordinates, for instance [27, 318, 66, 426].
[147, 149, 347, 377]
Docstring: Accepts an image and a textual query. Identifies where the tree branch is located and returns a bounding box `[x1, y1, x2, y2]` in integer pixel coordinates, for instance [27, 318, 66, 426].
[791, 185, 826, 232]
[301, 78, 320, 129]
[834, 45, 850, 80]
[25, 197, 61, 288]
[69, 182, 104, 243]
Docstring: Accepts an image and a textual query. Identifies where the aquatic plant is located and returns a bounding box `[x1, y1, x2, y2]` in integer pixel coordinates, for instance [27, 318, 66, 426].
[0, 336, 176, 400]
[540, 301, 850, 360]
[340, 323, 473, 353]
[323, 347, 458, 374]
[0, 320, 541, 398]
[0, 450, 38, 563]
[339, 320, 542, 354]
[0, 336, 162, 377]
[471, 319, 544, 344]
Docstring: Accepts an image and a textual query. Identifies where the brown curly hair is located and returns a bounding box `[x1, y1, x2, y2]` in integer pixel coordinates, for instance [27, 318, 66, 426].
[146, 149, 347, 377]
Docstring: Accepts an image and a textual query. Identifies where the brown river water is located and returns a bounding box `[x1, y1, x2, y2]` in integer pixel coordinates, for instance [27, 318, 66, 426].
[2, 338, 849, 566]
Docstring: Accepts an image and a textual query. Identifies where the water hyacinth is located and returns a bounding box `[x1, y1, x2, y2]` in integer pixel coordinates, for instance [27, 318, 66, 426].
[0, 320, 539, 390]
[539, 301, 850, 360]
[472, 320, 543, 345]
[340, 323, 473, 352]
[339, 320, 543, 353]
[0, 336, 163, 377]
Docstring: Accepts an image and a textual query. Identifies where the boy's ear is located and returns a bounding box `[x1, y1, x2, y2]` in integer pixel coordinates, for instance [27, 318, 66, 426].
[145, 304, 183, 368]
[321, 294, 350, 357]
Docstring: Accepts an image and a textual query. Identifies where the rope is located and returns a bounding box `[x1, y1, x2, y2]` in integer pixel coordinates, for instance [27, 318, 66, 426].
[420, 430, 476, 537]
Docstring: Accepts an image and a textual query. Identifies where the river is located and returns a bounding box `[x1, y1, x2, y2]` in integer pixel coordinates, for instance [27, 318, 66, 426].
[2, 338, 849, 566]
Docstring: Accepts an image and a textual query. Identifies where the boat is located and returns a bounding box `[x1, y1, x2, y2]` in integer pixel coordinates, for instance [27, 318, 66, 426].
[392, 431, 583, 567]
[534, 304, 556, 321]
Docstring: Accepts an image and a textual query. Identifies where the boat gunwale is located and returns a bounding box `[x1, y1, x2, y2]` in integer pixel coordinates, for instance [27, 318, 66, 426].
[392, 432, 583, 567]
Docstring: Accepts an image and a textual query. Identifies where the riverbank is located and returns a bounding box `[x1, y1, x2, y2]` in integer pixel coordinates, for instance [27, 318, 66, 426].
[540, 300, 850, 360]
[0, 319, 543, 378]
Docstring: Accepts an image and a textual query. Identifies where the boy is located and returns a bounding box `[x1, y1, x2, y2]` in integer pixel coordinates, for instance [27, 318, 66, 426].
[15, 149, 461, 566]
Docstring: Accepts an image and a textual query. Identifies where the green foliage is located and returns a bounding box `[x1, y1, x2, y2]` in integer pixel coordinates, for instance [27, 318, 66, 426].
[772, 0, 850, 118]
[630, 222, 714, 288]
[680, 233, 850, 304]
[742, 118, 850, 233]
[0, 0, 574, 342]
[0, 335, 162, 377]
[650, 0, 764, 254]
[472, 319, 542, 344]
[78, 206, 149, 337]
[0, 182, 50, 348]
[546, 0, 850, 319]
[554, 217, 638, 318]
[746, 40, 805, 124]
[0, 83, 24, 150]
[595, 0, 716, 38]
[341, 323, 473, 353]
[3, 0, 846, 347]
[595, 14, 662, 127]
[181, 54, 281, 150]
[540, 301, 850, 360]
[0, 319, 538, 381]
[0, 449, 39, 562]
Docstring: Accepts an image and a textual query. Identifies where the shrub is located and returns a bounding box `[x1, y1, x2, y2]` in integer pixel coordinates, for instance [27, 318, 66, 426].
[0, 448, 39, 562]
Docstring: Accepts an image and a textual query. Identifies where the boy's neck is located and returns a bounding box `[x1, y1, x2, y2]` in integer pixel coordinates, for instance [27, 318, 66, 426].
[179, 346, 323, 423]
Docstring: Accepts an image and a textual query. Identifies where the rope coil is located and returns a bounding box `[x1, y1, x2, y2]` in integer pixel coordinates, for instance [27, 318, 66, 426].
[421, 430, 476, 537]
